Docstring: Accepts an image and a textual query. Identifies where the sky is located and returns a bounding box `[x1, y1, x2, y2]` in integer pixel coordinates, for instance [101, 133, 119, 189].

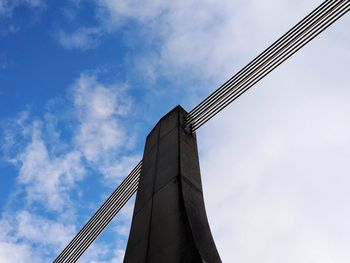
[0, 0, 349, 262]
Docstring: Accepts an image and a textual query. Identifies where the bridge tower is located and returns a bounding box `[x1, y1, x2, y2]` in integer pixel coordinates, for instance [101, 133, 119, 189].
[123, 106, 221, 263]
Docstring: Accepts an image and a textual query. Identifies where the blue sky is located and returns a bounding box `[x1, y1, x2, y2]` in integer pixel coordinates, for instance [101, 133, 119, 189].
[0, 0, 350, 262]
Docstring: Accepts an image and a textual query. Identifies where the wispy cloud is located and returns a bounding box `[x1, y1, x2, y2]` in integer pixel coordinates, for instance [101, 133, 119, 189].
[1, 72, 140, 261]
[17, 125, 85, 211]
[71, 73, 139, 183]
[72, 74, 130, 163]
[0, 209, 120, 262]
[3, 73, 139, 211]
[3, 113, 86, 212]
[0, 0, 44, 17]
[0, 241, 41, 263]
[56, 0, 338, 89]
[15, 210, 76, 248]
[55, 27, 103, 50]
[0, 0, 45, 35]
[0, 210, 75, 263]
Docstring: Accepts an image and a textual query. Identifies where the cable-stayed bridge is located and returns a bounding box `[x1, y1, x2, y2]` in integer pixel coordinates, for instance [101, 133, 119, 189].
[54, 0, 349, 262]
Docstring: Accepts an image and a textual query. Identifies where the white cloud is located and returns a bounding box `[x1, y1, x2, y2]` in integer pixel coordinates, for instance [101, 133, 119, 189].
[0, 241, 40, 263]
[1, 71, 140, 261]
[199, 87, 350, 261]
[73, 75, 128, 162]
[0, 208, 128, 263]
[196, 13, 350, 263]
[15, 211, 76, 249]
[100, 155, 140, 183]
[3, 73, 139, 213]
[0, 210, 76, 263]
[55, 27, 103, 50]
[16, 120, 85, 211]
[199, 80, 350, 262]
[94, 0, 329, 85]
[71, 73, 139, 183]
[97, 0, 167, 27]
[79, 246, 125, 263]
[72, 74, 129, 161]
[55, 0, 165, 50]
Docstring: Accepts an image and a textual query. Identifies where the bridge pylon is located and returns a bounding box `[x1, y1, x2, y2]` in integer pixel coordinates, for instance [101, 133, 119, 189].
[124, 105, 221, 263]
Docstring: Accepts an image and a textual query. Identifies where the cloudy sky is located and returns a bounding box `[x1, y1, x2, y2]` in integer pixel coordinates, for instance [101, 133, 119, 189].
[0, 0, 349, 262]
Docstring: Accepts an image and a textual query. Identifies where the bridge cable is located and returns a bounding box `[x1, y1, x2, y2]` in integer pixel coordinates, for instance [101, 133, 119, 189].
[185, 0, 340, 123]
[185, 0, 349, 131]
[53, 161, 142, 263]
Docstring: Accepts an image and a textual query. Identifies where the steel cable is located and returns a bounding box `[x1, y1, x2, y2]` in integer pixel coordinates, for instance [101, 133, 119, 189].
[66, 179, 139, 262]
[185, 0, 349, 131]
[53, 161, 142, 263]
[190, 1, 349, 130]
[185, 0, 341, 125]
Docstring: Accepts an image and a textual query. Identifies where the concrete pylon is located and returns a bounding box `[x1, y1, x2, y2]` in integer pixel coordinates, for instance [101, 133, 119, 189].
[123, 106, 221, 263]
